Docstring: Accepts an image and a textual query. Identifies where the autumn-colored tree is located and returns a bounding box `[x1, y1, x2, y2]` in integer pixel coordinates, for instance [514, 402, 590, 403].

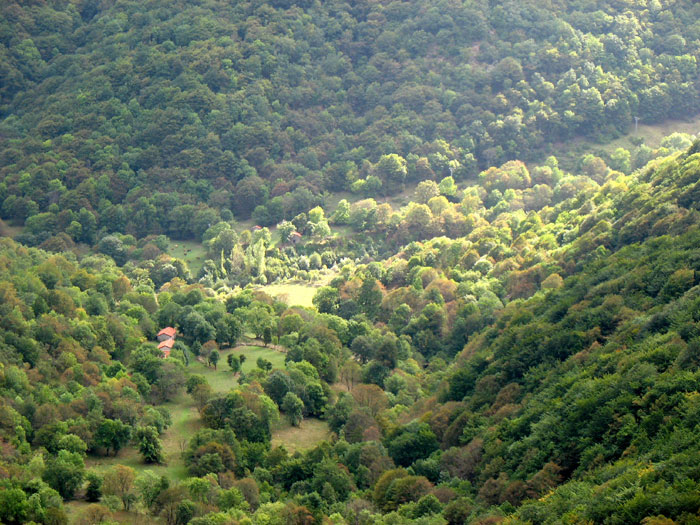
[103, 465, 137, 511]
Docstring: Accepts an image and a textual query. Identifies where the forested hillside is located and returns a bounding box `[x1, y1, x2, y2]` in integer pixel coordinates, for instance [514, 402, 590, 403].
[3, 0, 700, 524]
[0, 142, 699, 523]
[2, 0, 700, 240]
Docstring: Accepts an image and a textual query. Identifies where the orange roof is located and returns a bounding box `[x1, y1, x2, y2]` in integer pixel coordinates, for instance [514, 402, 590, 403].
[290, 231, 302, 237]
[157, 327, 176, 337]
[158, 339, 175, 350]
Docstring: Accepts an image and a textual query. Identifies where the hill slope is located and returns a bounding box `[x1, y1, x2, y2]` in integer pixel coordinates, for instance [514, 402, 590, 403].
[2, 0, 700, 240]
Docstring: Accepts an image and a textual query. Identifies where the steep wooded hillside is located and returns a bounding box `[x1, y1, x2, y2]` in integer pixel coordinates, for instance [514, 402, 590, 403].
[2, 0, 700, 239]
[0, 141, 699, 523]
[4, 1, 700, 524]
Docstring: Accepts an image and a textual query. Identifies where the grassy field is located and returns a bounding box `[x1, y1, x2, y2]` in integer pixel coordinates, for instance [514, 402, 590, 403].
[553, 114, 700, 170]
[229, 344, 287, 372]
[630, 116, 700, 146]
[167, 240, 207, 278]
[0, 222, 24, 238]
[260, 282, 320, 308]
[85, 345, 286, 482]
[271, 418, 333, 454]
[66, 501, 152, 525]
[257, 274, 336, 308]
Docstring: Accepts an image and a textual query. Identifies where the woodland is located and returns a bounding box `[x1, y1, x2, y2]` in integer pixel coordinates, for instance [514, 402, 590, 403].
[2, 0, 700, 524]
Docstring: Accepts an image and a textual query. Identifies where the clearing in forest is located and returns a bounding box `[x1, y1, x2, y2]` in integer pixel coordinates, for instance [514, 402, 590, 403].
[85, 345, 286, 480]
[271, 418, 333, 454]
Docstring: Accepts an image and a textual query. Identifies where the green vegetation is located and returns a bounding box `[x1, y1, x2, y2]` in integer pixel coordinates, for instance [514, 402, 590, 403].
[167, 241, 208, 280]
[271, 418, 333, 454]
[256, 280, 335, 308]
[2, 139, 700, 523]
[3, 0, 700, 524]
[3, 0, 700, 250]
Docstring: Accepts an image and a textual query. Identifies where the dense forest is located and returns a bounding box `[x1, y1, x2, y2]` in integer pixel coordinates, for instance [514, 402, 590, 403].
[3, 0, 700, 240]
[3, 0, 700, 524]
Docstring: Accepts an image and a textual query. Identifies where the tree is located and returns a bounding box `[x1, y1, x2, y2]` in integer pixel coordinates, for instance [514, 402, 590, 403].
[228, 353, 241, 374]
[0, 488, 28, 524]
[174, 500, 197, 525]
[415, 180, 440, 204]
[326, 393, 354, 434]
[313, 287, 340, 314]
[93, 419, 132, 456]
[186, 374, 208, 395]
[192, 383, 213, 413]
[44, 450, 85, 500]
[340, 360, 362, 390]
[134, 470, 170, 512]
[438, 176, 458, 197]
[351, 384, 389, 416]
[103, 465, 137, 511]
[155, 360, 187, 402]
[374, 154, 407, 192]
[85, 472, 103, 502]
[209, 349, 220, 370]
[331, 199, 350, 224]
[304, 382, 328, 416]
[135, 426, 164, 464]
[233, 176, 268, 219]
[215, 314, 242, 347]
[76, 504, 112, 525]
[264, 370, 294, 405]
[263, 326, 273, 347]
[282, 392, 304, 426]
[58, 434, 88, 456]
[181, 311, 216, 344]
[357, 277, 383, 319]
[245, 304, 275, 339]
[386, 422, 439, 467]
[277, 220, 297, 243]
[257, 357, 273, 371]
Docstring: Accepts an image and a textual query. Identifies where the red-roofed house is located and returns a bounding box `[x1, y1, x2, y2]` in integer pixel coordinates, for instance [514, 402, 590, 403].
[157, 327, 176, 358]
[157, 327, 176, 342]
[158, 338, 175, 358]
[289, 231, 303, 244]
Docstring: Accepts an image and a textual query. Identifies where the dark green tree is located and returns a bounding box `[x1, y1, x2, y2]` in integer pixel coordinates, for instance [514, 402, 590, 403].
[135, 426, 164, 464]
[43, 451, 85, 500]
[93, 419, 132, 456]
[209, 349, 220, 370]
[227, 353, 241, 374]
[282, 392, 304, 427]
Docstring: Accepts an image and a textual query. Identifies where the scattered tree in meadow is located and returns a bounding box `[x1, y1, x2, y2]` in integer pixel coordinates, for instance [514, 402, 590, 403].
[282, 392, 304, 427]
[228, 353, 241, 374]
[102, 465, 137, 511]
[135, 426, 165, 464]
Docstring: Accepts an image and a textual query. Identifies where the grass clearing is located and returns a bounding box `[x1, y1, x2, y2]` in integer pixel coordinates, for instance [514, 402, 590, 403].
[256, 268, 337, 307]
[168, 240, 207, 278]
[187, 346, 241, 392]
[84, 346, 289, 480]
[271, 418, 332, 454]
[0, 222, 24, 238]
[80, 335, 310, 506]
[553, 114, 700, 170]
[259, 281, 325, 308]
[84, 391, 199, 481]
[230, 345, 287, 373]
[65, 501, 150, 525]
